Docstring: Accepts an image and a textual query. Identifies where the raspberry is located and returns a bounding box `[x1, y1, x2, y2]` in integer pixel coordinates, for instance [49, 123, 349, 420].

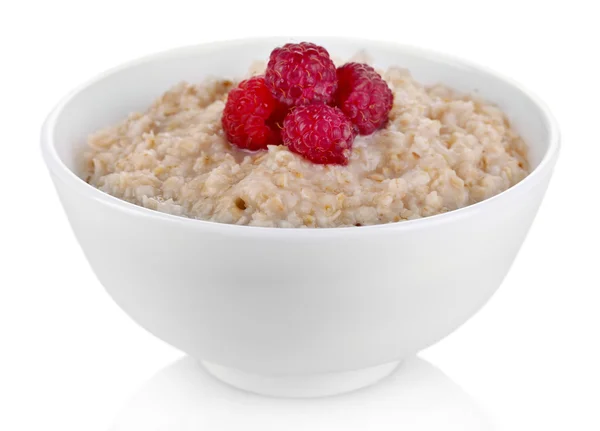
[222, 76, 286, 151]
[265, 42, 337, 107]
[282, 104, 356, 165]
[335, 62, 394, 135]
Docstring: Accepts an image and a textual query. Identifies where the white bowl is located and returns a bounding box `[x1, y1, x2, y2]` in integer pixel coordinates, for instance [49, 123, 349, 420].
[41, 37, 560, 398]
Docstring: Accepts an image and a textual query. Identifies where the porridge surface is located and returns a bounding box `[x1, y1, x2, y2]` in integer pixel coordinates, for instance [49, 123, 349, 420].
[84, 64, 529, 228]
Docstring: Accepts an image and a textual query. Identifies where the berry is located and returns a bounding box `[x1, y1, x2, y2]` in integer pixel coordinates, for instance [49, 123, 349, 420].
[335, 62, 394, 135]
[265, 42, 337, 107]
[222, 76, 286, 151]
[282, 104, 356, 165]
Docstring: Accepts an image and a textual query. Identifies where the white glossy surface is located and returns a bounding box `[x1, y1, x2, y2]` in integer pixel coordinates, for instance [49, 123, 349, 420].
[3, 1, 599, 429]
[111, 356, 493, 430]
[40, 38, 558, 393]
[201, 360, 401, 398]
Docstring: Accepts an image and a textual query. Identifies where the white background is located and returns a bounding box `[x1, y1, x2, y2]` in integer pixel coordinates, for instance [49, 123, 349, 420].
[1, 0, 599, 430]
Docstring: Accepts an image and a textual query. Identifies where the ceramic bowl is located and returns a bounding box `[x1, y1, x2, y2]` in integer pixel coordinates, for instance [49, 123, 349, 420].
[41, 37, 559, 398]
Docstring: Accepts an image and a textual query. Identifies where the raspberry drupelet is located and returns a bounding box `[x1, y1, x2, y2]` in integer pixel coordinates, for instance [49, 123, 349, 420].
[335, 62, 394, 135]
[265, 42, 338, 106]
[282, 104, 356, 165]
[221, 76, 287, 151]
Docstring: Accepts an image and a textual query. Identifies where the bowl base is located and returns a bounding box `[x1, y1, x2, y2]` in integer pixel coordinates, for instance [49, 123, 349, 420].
[200, 360, 401, 398]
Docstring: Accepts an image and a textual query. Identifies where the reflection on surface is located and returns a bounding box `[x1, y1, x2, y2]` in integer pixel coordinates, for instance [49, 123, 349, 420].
[111, 356, 494, 431]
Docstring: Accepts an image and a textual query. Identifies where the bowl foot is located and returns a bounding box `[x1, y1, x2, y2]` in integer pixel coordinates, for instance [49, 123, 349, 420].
[200, 360, 401, 398]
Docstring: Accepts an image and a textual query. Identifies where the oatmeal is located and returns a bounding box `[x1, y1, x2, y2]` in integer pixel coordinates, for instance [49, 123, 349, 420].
[83, 65, 528, 228]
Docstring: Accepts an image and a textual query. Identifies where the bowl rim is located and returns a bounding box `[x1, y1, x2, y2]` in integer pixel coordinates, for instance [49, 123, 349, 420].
[41, 36, 560, 237]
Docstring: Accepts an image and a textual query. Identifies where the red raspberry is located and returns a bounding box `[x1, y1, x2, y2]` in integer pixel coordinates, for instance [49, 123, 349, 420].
[335, 63, 394, 135]
[222, 76, 286, 151]
[282, 104, 356, 165]
[265, 42, 337, 107]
